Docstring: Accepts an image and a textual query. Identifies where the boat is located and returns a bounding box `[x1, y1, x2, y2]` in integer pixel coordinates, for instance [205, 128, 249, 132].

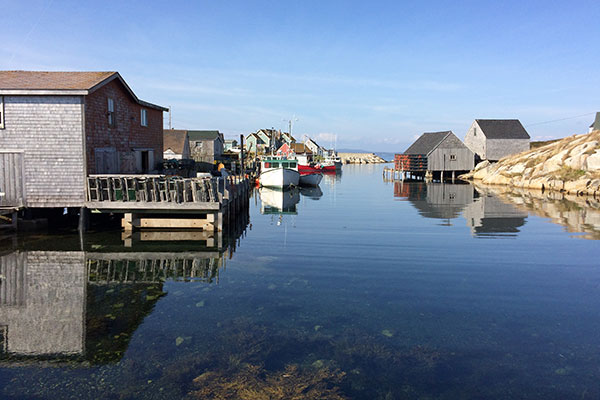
[322, 155, 343, 170]
[298, 163, 336, 173]
[299, 172, 323, 186]
[259, 157, 300, 188]
[259, 187, 300, 214]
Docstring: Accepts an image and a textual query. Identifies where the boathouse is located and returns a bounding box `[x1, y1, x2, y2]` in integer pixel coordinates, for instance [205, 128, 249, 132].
[464, 119, 530, 162]
[0, 71, 167, 210]
[395, 131, 474, 181]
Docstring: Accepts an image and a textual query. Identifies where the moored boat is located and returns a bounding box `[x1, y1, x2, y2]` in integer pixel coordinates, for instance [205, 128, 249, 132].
[259, 157, 300, 188]
[299, 172, 323, 186]
[298, 163, 336, 173]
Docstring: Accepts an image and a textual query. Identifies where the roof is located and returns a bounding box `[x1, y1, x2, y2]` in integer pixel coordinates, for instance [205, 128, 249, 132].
[475, 119, 530, 139]
[404, 131, 453, 155]
[163, 130, 188, 153]
[0, 71, 168, 111]
[187, 130, 223, 142]
[291, 143, 313, 154]
[590, 112, 600, 130]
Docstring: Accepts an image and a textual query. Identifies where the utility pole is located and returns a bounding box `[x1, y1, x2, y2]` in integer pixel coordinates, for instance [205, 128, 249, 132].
[168, 106, 172, 129]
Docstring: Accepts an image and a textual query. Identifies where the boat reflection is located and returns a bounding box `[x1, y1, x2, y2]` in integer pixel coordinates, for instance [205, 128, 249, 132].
[0, 223, 248, 365]
[300, 186, 323, 199]
[259, 187, 300, 215]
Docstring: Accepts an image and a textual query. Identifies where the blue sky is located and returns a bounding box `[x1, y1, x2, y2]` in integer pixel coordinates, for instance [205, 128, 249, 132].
[2, 0, 599, 151]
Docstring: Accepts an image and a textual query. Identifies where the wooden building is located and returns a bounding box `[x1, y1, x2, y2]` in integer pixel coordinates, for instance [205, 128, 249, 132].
[0, 71, 167, 209]
[163, 129, 191, 160]
[188, 130, 224, 163]
[464, 119, 530, 162]
[395, 131, 474, 180]
[589, 112, 600, 133]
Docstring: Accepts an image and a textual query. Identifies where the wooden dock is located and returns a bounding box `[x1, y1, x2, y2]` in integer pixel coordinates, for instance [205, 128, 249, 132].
[86, 174, 250, 232]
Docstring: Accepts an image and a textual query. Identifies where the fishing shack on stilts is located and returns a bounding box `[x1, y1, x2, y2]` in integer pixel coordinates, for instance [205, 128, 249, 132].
[392, 131, 474, 182]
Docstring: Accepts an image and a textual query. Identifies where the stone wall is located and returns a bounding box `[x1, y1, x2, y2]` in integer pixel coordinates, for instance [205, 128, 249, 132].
[338, 152, 387, 164]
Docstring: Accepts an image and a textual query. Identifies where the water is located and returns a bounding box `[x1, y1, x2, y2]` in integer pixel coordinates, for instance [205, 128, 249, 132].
[1, 164, 599, 399]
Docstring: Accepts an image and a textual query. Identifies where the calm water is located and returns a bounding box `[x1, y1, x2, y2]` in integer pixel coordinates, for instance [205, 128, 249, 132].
[1, 164, 599, 399]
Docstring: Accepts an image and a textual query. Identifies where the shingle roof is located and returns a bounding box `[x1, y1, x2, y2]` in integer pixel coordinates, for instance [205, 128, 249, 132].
[163, 130, 188, 153]
[476, 119, 530, 139]
[188, 130, 222, 141]
[0, 71, 117, 90]
[291, 143, 313, 154]
[404, 131, 452, 155]
[0, 70, 168, 111]
[590, 112, 600, 130]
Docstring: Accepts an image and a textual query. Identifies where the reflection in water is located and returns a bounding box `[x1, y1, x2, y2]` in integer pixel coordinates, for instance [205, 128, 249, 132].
[395, 182, 474, 224]
[463, 193, 527, 238]
[0, 216, 249, 364]
[395, 180, 600, 239]
[300, 185, 323, 199]
[259, 187, 300, 214]
[472, 183, 600, 240]
[395, 181, 527, 236]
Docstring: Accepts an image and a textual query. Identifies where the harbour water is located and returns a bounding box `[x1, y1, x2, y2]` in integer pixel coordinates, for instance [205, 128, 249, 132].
[1, 164, 599, 399]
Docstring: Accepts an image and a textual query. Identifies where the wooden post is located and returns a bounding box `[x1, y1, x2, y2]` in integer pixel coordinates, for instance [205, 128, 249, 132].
[440, 171, 444, 183]
[78, 207, 89, 233]
[452, 170, 455, 183]
[11, 211, 18, 230]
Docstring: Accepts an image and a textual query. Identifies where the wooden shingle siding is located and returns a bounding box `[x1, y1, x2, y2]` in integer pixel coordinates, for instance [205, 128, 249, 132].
[0, 96, 85, 207]
[0, 151, 25, 207]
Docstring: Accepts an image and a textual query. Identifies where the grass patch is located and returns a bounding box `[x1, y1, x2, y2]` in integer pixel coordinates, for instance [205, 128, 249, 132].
[556, 166, 586, 181]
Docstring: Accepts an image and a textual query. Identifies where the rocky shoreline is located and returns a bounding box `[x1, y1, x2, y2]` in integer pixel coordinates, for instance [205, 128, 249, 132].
[461, 130, 600, 197]
[338, 152, 387, 164]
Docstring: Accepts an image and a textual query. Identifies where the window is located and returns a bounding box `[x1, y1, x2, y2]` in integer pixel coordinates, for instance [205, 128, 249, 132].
[473, 127, 477, 136]
[0, 96, 4, 129]
[107, 98, 115, 127]
[141, 108, 148, 127]
[195, 141, 203, 149]
[449, 154, 457, 161]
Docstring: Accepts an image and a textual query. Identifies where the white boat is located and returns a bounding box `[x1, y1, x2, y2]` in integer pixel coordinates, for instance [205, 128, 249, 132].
[259, 187, 300, 214]
[259, 157, 300, 188]
[299, 172, 323, 186]
[323, 155, 342, 170]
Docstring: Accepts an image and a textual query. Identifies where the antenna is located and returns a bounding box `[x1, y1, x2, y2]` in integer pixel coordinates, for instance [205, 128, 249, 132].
[168, 106, 172, 129]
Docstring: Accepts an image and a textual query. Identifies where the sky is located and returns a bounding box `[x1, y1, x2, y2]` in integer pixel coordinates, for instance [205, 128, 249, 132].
[2, 0, 599, 152]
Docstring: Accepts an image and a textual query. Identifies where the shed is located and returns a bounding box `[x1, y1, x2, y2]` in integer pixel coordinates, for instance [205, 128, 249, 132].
[464, 119, 530, 161]
[163, 129, 191, 160]
[395, 131, 474, 177]
[589, 112, 600, 133]
[188, 130, 224, 163]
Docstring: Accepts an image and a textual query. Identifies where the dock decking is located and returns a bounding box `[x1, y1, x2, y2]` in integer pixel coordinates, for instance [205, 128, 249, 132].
[86, 175, 250, 231]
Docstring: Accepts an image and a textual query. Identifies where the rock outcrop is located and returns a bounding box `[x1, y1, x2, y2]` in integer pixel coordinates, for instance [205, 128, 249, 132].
[461, 130, 600, 196]
[338, 152, 387, 164]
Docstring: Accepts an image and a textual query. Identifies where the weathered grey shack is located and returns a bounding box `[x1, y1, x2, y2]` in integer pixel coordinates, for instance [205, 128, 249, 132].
[395, 131, 474, 181]
[188, 130, 224, 164]
[0, 71, 167, 210]
[464, 119, 530, 162]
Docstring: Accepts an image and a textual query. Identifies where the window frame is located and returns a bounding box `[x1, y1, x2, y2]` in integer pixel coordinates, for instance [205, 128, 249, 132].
[107, 98, 115, 128]
[0, 96, 4, 129]
[449, 154, 457, 161]
[140, 108, 148, 127]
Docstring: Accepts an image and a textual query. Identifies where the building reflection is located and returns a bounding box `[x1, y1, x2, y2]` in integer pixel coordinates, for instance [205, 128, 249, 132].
[0, 214, 249, 364]
[463, 194, 527, 238]
[395, 181, 528, 236]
